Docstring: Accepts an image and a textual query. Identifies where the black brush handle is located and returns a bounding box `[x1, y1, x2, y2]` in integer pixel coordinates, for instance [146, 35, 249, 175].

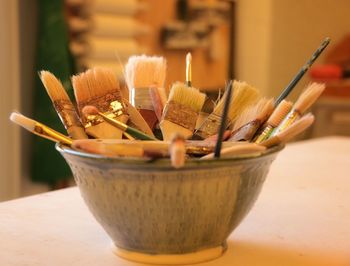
[214, 80, 233, 158]
[275, 37, 330, 106]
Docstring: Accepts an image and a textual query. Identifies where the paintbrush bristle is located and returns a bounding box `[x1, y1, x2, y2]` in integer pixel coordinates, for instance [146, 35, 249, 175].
[40, 71, 70, 102]
[10, 112, 36, 132]
[294, 82, 325, 113]
[213, 80, 260, 123]
[167, 82, 206, 112]
[125, 55, 166, 89]
[232, 98, 274, 131]
[72, 67, 122, 103]
[267, 100, 293, 127]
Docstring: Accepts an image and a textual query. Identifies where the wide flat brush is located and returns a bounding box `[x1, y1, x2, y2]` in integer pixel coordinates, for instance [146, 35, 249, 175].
[40, 71, 87, 139]
[125, 55, 167, 129]
[254, 100, 293, 144]
[194, 80, 260, 139]
[72, 67, 128, 139]
[82, 106, 156, 140]
[261, 113, 315, 148]
[159, 82, 206, 141]
[10, 112, 72, 145]
[229, 98, 274, 141]
[272, 82, 325, 136]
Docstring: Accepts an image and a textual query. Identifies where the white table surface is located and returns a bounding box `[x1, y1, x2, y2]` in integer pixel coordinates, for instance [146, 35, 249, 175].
[1, 136, 350, 266]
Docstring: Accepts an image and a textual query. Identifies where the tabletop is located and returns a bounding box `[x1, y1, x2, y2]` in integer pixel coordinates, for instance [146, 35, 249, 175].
[1, 136, 350, 266]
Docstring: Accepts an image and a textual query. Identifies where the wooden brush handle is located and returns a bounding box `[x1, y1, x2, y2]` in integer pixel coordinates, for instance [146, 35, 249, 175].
[67, 126, 88, 139]
[138, 109, 158, 130]
[125, 126, 157, 141]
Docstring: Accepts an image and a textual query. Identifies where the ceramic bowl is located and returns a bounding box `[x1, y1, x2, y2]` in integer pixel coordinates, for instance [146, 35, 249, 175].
[57, 144, 283, 265]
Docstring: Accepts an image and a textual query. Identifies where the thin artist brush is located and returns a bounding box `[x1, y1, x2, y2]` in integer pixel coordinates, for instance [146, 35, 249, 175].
[186, 52, 192, 87]
[272, 82, 325, 136]
[82, 105, 157, 140]
[275, 37, 330, 105]
[214, 80, 233, 158]
[10, 112, 72, 145]
[261, 113, 315, 148]
[254, 100, 293, 144]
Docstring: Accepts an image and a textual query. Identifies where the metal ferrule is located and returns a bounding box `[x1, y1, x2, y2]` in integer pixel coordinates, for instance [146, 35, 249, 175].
[272, 109, 301, 136]
[53, 100, 82, 130]
[193, 113, 225, 140]
[34, 124, 72, 145]
[130, 87, 154, 111]
[84, 100, 126, 128]
[254, 125, 274, 144]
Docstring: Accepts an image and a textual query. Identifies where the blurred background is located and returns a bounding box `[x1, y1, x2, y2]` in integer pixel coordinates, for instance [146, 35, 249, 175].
[1, 0, 350, 201]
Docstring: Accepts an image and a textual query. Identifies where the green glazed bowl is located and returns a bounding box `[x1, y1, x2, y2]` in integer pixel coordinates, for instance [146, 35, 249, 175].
[57, 144, 283, 265]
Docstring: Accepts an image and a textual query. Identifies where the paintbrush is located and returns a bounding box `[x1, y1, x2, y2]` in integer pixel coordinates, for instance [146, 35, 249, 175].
[186, 52, 192, 87]
[123, 101, 155, 137]
[10, 112, 72, 145]
[82, 105, 157, 140]
[125, 55, 167, 130]
[214, 80, 233, 158]
[229, 98, 274, 142]
[39, 71, 87, 140]
[194, 80, 260, 139]
[261, 113, 315, 148]
[159, 82, 206, 141]
[72, 139, 166, 158]
[275, 37, 330, 105]
[254, 100, 293, 144]
[170, 134, 186, 168]
[72, 67, 129, 139]
[201, 143, 267, 160]
[272, 82, 325, 136]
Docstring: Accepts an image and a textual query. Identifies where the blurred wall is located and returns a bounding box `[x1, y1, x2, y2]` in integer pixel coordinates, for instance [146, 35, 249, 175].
[235, 0, 350, 98]
[0, 0, 21, 201]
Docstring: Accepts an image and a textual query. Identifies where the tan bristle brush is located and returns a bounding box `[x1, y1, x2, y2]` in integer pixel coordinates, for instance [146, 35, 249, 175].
[125, 55, 167, 130]
[39, 71, 88, 140]
[272, 82, 325, 136]
[254, 99, 293, 144]
[261, 113, 315, 148]
[159, 82, 206, 141]
[228, 98, 274, 141]
[72, 67, 128, 139]
[10, 112, 72, 145]
[194, 80, 260, 139]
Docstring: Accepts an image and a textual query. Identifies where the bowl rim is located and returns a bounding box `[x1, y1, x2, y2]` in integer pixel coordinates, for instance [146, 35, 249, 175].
[56, 142, 284, 167]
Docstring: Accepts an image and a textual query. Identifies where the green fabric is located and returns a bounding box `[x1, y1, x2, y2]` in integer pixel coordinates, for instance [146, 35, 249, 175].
[32, 0, 76, 185]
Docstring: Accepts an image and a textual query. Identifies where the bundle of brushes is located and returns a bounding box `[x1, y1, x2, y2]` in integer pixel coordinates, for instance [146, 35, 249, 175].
[10, 38, 330, 168]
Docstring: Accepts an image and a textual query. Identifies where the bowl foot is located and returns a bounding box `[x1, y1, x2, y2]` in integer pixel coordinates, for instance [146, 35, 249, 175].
[112, 243, 227, 265]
